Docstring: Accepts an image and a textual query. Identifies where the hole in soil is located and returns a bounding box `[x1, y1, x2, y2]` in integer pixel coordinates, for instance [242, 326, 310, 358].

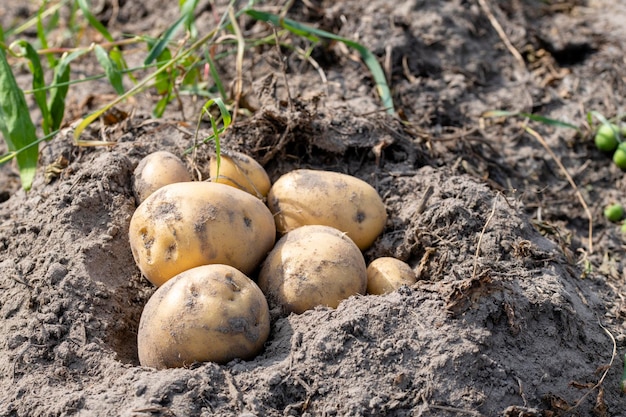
[81, 241, 149, 365]
[103, 274, 152, 366]
[549, 42, 596, 67]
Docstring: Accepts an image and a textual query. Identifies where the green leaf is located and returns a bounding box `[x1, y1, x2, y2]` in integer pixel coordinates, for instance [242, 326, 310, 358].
[48, 58, 71, 131]
[180, 0, 199, 37]
[153, 92, 173, 118]
[245, 9, 394, 114]
[15, 41, 52, 135]
[77, 0, 114, 42]
[0, 50, 39, 190]
[48, 49, 88, 131]
[94, 45, 125, 95]
[154, 46, 173, 95]
[143, 0, 201, 67]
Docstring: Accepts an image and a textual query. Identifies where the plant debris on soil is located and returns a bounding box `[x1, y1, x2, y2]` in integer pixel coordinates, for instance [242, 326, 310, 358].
[1, 0, 626, 416]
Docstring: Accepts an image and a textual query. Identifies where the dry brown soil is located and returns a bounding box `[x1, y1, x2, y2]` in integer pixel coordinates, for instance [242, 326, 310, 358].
[1, 0, 626, 416]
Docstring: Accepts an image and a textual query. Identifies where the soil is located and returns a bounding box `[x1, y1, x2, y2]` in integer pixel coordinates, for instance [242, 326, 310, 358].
[1, 0, 626, 416]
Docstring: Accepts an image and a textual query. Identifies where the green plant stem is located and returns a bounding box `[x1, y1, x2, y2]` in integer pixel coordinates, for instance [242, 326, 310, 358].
[4, 0, 68, 38]
[73, 0, 241, 141]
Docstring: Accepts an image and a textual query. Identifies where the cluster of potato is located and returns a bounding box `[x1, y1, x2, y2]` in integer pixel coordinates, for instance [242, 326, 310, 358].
[128, 150, 417, 369]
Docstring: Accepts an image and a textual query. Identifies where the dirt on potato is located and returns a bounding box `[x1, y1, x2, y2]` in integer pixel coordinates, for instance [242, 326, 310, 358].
[1, 0, 626, 416]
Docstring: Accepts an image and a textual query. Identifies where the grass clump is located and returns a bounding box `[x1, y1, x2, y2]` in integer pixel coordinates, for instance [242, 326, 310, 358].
[0, 0, 394, 190]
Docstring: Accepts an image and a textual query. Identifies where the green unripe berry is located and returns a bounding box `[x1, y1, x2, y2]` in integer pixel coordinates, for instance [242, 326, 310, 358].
[604, 203, 624, 222]
[594, 124, 619, 152]
[613, 143, 626, 169]
[621, 223, 626, 234]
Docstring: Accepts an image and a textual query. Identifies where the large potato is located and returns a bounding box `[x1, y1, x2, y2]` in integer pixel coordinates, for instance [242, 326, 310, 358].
[366, 257, 417, 295]
[137, 264, 270, 369]
[258, 225, 367, 314]
[132, 151, 191, 204]
[267, 169, 387, 250]
[210, 151, 271, 198]
[129, 181, 275, 286]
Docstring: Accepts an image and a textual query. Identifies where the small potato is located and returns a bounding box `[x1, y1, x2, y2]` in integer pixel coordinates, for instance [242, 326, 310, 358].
[366, 257, 417, 295]
[210, 151, 271, 198]
[258, 225, 367, 314]
[137, 264, 270, 369]
[267, 169, 387, 250]
[129, 181, 276, 287]
[133, 151, 191, 204]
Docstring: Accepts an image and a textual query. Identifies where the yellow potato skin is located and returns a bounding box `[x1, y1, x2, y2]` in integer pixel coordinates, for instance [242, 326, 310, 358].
[133, 151, 191, 204]
[210, 151, 271, 198]
[137, 264, 270, 369]
[258, 225, 367, 314]
[267, 169, 387, 250]
[129, 181, 276, 287]
[366, 257, 417, 295]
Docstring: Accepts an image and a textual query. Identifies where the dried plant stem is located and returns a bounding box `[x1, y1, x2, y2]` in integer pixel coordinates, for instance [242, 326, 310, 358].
[477, 0, 526, 70]
[567, 320, 616, 413]
[472, 193, 499, 279]
[524, 125, 593, 253]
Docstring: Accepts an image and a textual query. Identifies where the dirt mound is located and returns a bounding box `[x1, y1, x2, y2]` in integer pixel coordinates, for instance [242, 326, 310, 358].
[1, 0, 626, 415]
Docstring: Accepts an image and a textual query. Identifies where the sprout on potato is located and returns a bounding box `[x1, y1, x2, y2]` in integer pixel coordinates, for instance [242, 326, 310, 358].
[210, 150, 271, 198]
[366, 257, 417, 295]
[137, 264, 270, 369]
[128, 181, 276, 287]
[267, 169, 387, 250]
[132, 151, 191, 204]
[258, 225, 367, 314]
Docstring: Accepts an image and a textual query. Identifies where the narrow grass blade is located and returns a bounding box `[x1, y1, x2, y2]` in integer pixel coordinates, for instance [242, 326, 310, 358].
[587, 110, 613, 128]
[0, 129, 58, 165]
[37, 2, 59, 67]
[94, 45, 124, 94]
[15, 40, 52, 134]
[0, 49, 39, 190]
[185, 97, 230, 159]
[180, 0, 200, 37]
[4, 0, 66, 38]
[246, 9, 395, 114]
[144, 15, 187, 66]
[484, 110, 580, 131]
[77, 0, 114, 42]
[196, 97, 230, 176]
[74, 8, 228, 140]
[144, 0, 199, 67]
[587, 110, 623, 141]
[205, 50, 227, 101]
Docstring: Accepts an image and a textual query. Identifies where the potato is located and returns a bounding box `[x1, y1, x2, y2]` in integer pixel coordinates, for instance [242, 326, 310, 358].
[129, 181, 276, 287]
[132, 151, 191, 204]
[366, 257, 417, 295]
[210, 151, 271, 198]
[267, 169, 387, 250]
[137, 264, 270, 369]
[258, 225, 367, 314]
